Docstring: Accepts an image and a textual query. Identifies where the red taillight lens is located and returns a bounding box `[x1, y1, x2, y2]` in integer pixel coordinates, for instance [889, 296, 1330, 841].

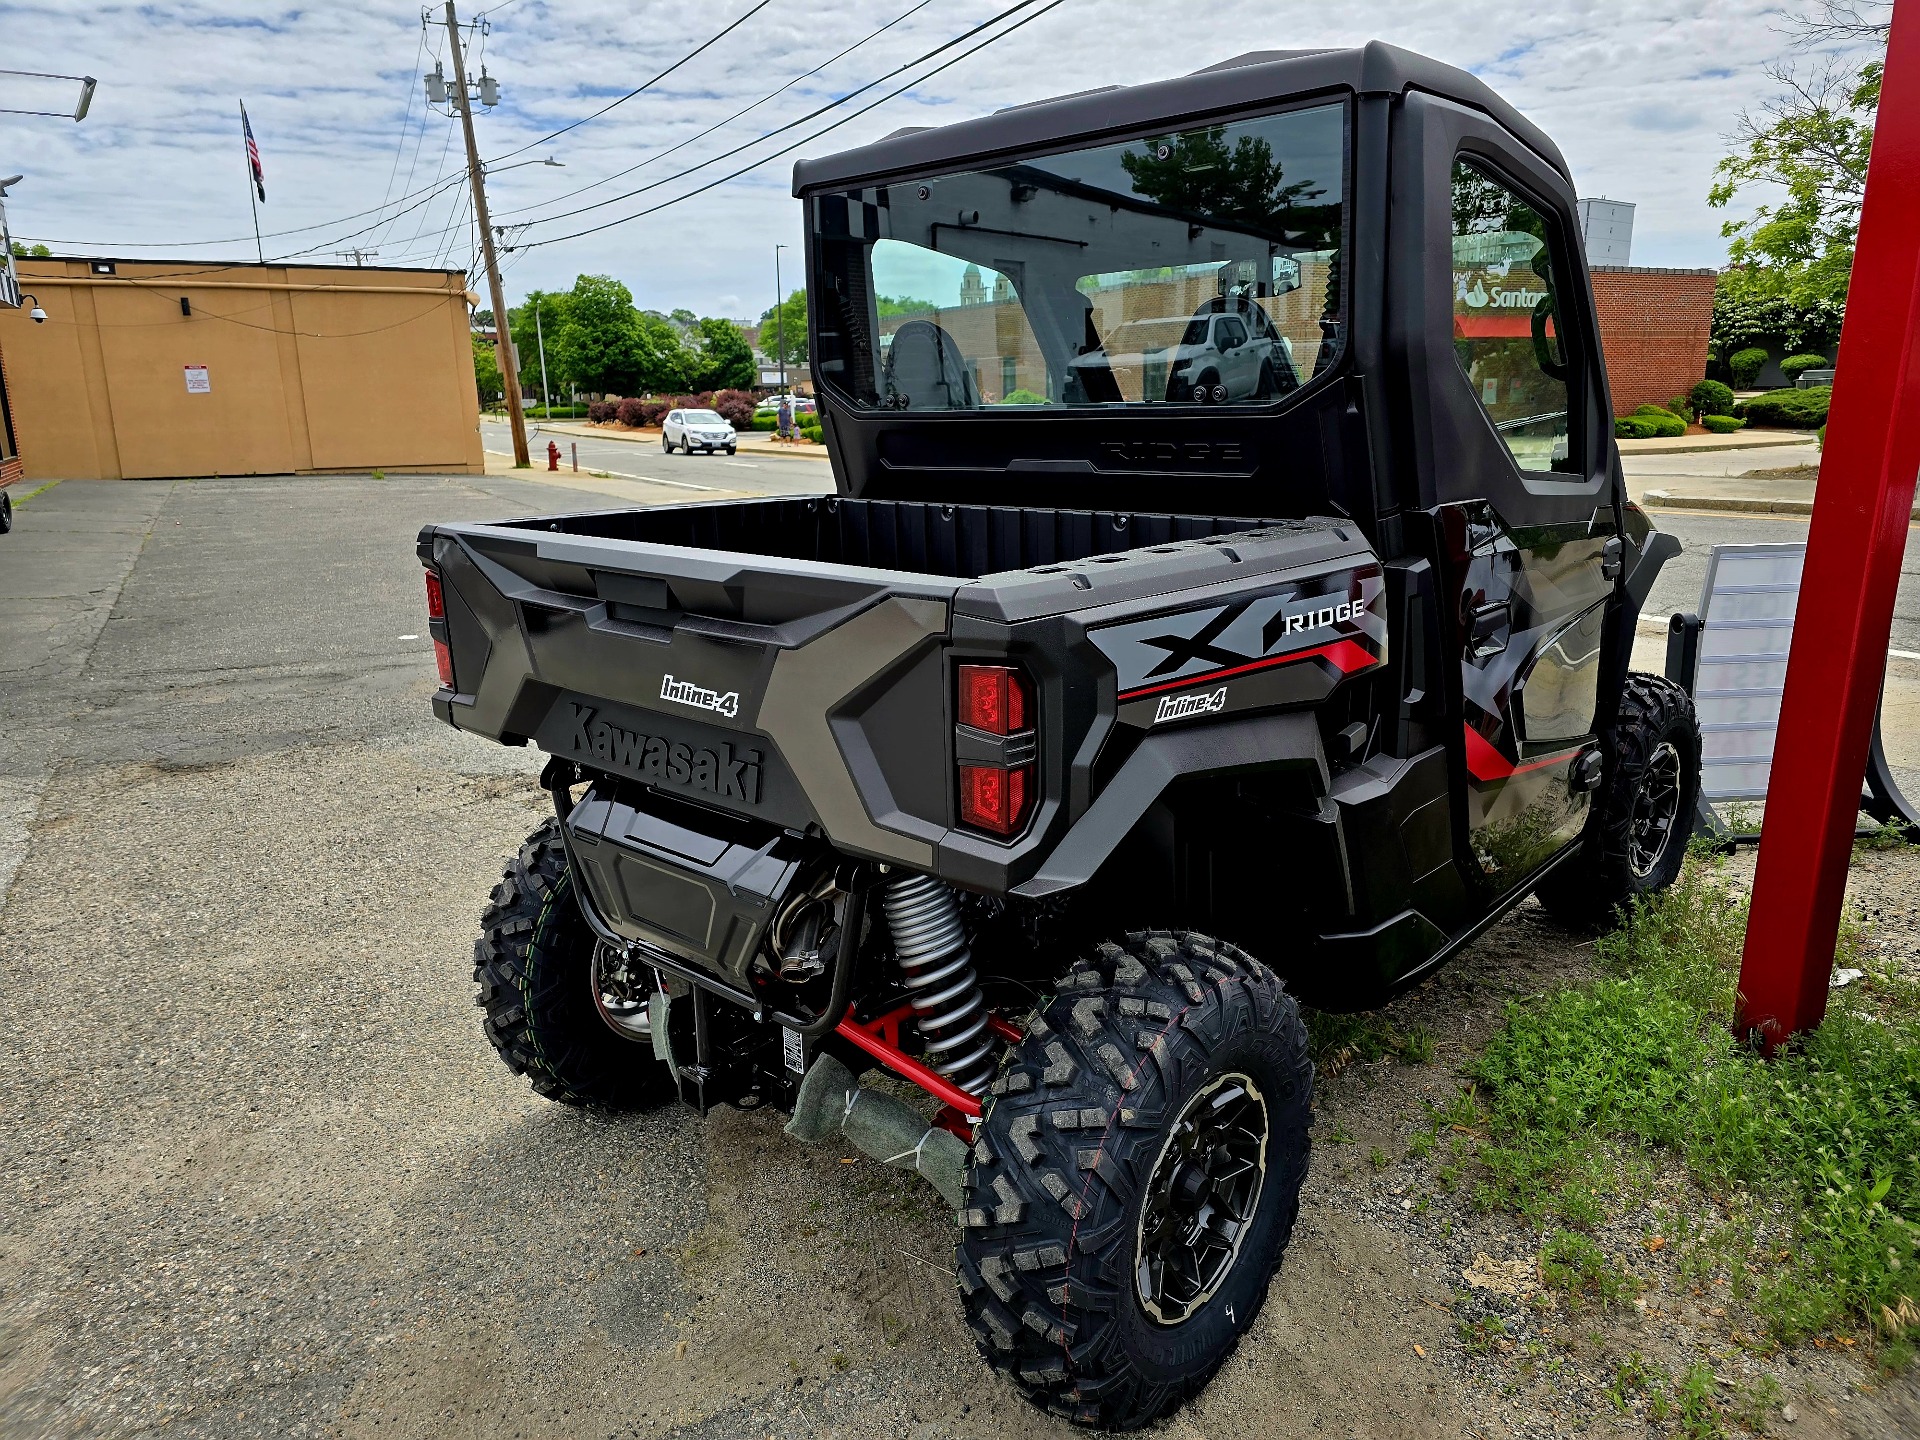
[959, 763, 1030, 836]
[957, 663, 1029, 734]
[424, 569, 454, 686]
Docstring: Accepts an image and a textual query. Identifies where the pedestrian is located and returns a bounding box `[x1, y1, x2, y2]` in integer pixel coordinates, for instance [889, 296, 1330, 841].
[777, 395, 793, 442]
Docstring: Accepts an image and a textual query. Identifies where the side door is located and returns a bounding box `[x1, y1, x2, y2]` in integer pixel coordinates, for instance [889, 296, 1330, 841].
[1393, 94, 1623, 895]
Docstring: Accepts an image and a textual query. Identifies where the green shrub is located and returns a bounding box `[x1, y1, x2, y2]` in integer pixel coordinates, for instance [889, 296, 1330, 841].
[998, 387, 1049, 405]
[1701, 414, 1746, 434]
[1668, 394, 1694, 421]
[1729, 346, 1770, 388]
[1628, 405, 1687, 438]
[1614, 416, 1658, 440]
[1779, 353, 1829, 382]
[1743, 385, 1830, 429]
[751, 413, 778, 431]
[1688, 379, 1735, 417]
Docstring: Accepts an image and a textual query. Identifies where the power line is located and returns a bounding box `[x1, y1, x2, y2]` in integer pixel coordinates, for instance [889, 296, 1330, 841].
[513, 0, 1068, 249]
[491, 0, 934, 220]
[373, 24, 431, 227]
[484, 0, 775, 166]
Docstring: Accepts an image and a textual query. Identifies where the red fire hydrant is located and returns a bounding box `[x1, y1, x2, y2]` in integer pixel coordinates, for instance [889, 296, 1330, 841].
[546, 439, 560, 472]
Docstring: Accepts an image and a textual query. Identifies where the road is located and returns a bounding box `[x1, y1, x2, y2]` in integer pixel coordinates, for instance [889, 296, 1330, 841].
[481, 416, 834, 500]
[0, 472, 1913, 1439]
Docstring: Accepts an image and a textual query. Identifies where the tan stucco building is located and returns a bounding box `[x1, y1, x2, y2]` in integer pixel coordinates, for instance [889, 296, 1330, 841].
[0, 257, 484, 481]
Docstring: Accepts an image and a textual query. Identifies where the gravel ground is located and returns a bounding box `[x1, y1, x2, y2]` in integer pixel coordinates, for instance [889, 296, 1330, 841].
[1, 474, 1915, 1439]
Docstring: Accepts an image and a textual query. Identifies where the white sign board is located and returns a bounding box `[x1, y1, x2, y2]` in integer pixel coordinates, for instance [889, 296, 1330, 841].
[183, 364, 211, 394]
[1693, 542, 1806, 804]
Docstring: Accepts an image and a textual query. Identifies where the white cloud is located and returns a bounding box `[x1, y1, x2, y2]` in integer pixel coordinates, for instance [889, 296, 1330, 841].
[0, 0, 1866, 319]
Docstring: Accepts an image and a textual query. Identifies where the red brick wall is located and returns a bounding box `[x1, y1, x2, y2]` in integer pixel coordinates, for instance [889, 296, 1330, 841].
[1589, 267, 1717, 415]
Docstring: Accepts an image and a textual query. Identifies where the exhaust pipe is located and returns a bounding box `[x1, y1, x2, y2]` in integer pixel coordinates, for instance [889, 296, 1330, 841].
[785, 1052, 968, 1208]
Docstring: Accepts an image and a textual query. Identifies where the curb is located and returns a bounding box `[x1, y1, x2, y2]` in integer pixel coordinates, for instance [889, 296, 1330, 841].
[1643, 490, 1920, 519]
[1616, 433, 1814, 456]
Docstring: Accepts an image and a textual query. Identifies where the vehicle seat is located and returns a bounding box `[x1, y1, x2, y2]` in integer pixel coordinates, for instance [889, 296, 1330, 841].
[884, 319, 979, 409]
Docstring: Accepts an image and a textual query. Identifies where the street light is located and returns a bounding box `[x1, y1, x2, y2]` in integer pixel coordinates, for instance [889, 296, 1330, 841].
[774, 243, 787, 398]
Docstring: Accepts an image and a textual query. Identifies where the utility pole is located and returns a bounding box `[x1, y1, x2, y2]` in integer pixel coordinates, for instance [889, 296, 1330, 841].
[774, 243, 787, 395]
[441, 0, 528, 466]
[334, 247, 380, 266]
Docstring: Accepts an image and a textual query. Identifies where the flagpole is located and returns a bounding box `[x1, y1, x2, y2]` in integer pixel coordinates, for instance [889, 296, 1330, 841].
[241, 100, 264, 263]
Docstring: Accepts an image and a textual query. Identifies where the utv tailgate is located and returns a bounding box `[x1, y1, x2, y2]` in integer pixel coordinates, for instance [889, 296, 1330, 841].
[418, 496, 1369, 873]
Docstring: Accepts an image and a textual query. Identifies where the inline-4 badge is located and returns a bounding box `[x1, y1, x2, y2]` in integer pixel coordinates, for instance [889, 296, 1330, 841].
[660, 673, 741, 719]
[1153, 687, 1229, 724]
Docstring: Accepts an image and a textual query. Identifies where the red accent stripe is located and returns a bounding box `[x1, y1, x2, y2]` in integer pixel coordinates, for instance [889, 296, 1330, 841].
[1117, 638, 1378, 702]
[1462, 723, 1582, 782]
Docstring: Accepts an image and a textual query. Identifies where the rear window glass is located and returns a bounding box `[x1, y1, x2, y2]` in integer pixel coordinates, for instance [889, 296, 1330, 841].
[810, 101, 1347, 412]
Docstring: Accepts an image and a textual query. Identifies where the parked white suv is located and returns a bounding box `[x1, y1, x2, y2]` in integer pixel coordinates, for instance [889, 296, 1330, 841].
[1071, 301, 1297, 404]
[664, 408, 738, 455]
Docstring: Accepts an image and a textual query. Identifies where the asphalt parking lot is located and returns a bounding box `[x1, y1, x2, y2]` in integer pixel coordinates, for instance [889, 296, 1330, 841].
[0, 471, 1914, 1439]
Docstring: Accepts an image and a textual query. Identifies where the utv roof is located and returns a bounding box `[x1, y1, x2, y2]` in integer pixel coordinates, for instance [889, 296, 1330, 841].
[791, 41, 1568, 194]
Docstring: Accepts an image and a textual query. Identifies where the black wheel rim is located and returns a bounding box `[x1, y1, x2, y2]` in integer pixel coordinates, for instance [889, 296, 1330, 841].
[1629, 740, 1683, 879]
[1134, 1072, 1269, 1325]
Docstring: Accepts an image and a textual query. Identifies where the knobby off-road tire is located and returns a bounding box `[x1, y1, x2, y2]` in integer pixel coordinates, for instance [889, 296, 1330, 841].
[1536, 672, 1702, 930]
[473, 819, 679, 1109]
[956, 931, 1313, 1430]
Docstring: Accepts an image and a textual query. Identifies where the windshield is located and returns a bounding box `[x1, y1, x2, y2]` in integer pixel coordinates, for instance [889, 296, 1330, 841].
[809, 101, 1345, 412]
[685, 410, 726, 425]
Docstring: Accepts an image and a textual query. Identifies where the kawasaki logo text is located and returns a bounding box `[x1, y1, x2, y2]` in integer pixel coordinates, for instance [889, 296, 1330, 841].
[567, 703, 761, 804]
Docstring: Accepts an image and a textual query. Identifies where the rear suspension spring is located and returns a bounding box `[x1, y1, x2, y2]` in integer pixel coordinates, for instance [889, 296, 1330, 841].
[878, 872, 997, 1095]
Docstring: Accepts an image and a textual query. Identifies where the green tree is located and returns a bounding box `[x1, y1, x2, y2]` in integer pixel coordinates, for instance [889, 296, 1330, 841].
[8, 240, 50, 258]
[1119, 127, 1329, 237]
[471, 307, 495, 331]
[690, 316, 755, 390]
[510, 289, 570, 402]
[758, 289, 809, 368]
[1709, 60, 1874, 296]
[877, 294, 936, 318]
[554, 274, 646, 394]
[631, 310, 693, 392]
[472, 333, 504, 407]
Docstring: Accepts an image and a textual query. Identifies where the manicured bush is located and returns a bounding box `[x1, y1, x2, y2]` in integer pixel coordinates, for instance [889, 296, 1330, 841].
[705, 389, 756, 428]
[1688, 379, 1735, 417]
[751, 413, 778, 431]
[1701, 414, 1745, 434]
[1627, 404, 1686, 438]
[587, 399, 614, 423]
[1667, 395, 1693, 421]
[1729, 346, 1769, 388]
[1778, 353, 1829, 382]
[1614, 416, 1658, 440]
[615, 397, 649, 427]
[999, 388, 1049, 405]
[1742, 385, 1830, 429]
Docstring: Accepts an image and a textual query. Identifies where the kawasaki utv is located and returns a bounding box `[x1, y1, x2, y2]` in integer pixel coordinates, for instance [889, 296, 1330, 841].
[418, 42, 1698, 1429]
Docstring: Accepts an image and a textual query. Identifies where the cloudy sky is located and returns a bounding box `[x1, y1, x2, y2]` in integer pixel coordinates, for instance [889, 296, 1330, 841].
[0, 0, 1871, 322]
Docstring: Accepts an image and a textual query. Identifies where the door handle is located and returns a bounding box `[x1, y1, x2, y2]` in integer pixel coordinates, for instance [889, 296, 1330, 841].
[1468, 600, 1510, 657]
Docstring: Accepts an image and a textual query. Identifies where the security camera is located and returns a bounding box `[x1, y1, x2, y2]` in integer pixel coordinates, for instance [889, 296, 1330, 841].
[30, 306, 46, 324]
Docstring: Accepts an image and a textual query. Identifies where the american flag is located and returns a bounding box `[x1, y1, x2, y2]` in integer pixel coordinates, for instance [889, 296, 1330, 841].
[241, 102, 265, 203]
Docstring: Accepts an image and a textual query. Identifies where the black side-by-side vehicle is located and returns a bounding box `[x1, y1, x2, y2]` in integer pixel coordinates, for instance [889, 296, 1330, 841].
[419, 43, 1701, 1428]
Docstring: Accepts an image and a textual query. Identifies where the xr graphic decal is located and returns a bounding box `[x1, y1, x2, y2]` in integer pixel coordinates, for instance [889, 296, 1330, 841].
[1093, 571, 1388, 701]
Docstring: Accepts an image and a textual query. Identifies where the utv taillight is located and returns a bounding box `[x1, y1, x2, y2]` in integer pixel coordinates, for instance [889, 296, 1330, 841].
[955, 663, 1036, 838]
[959, 764, 1029, 836]
[423, 569, 454, 687]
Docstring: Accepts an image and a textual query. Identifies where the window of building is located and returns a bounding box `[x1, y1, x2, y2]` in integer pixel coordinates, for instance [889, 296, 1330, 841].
[1450, 159, 1574, 473]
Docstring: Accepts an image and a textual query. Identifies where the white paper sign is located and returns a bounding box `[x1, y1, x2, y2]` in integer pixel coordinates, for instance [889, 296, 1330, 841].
[184, 364, 210, 394]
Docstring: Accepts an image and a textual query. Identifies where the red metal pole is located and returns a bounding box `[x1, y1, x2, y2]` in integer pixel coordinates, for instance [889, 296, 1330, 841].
[1737, 0, 1920, 1048]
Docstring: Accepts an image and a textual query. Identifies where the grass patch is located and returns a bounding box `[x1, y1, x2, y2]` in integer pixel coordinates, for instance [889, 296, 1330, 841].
[1307, 1010, 1438, 1070]
[1464, 845, 1920, 1349]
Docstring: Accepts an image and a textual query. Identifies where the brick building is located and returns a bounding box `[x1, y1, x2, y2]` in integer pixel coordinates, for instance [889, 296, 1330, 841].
[1588, 265, 1717, 413]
